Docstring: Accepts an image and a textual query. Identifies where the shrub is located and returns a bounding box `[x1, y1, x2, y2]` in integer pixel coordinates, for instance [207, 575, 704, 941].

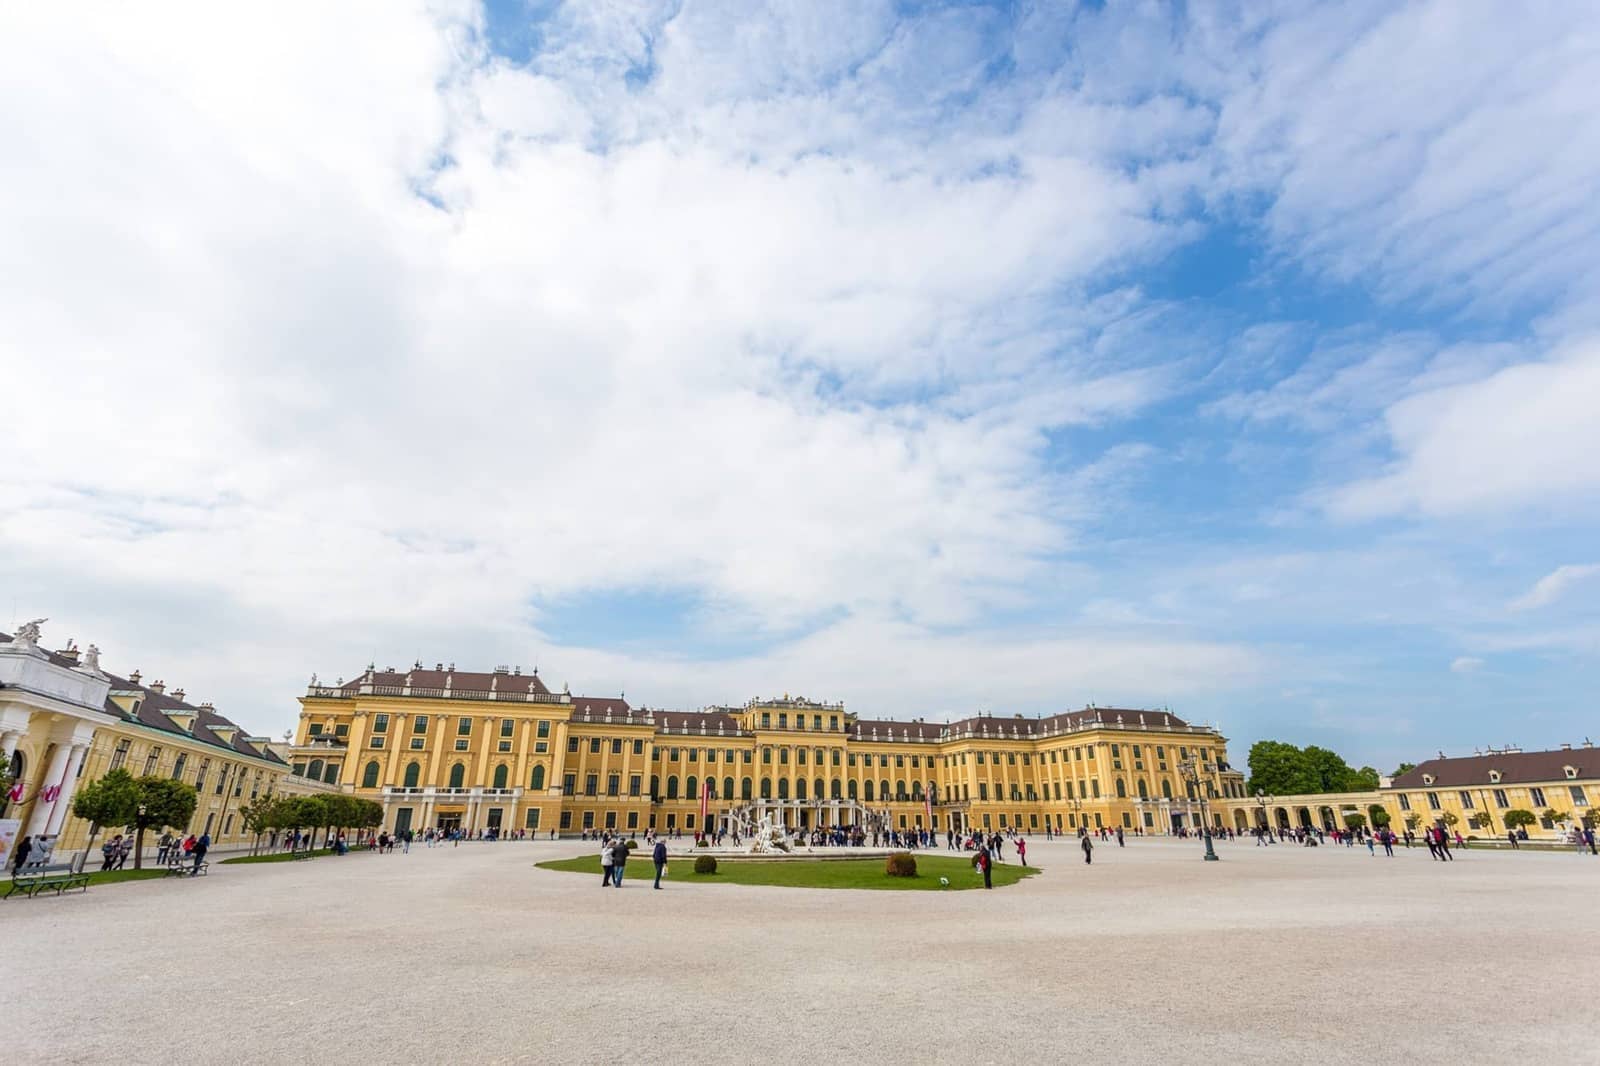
[695, 838, 709, 848]
[693, 854, 718, 875]
[623, 839, 638, 850]
[885, 852, 917, 877]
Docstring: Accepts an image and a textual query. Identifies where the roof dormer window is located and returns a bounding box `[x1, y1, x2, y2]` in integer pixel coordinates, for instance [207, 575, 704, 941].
[1488, 770, 1501, 783]
[1565, 766, 1578, 779]
[1422, 773, 1434, 785]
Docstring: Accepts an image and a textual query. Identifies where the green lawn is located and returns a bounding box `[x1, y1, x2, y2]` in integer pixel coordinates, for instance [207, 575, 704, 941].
[83, 868, 170, 886]
[536, 853, 1038, 891]
[221, 848, 334, 864]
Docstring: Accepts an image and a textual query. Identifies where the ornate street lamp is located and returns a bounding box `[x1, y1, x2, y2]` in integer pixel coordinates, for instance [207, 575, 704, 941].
[1179, 758, 1219, 861]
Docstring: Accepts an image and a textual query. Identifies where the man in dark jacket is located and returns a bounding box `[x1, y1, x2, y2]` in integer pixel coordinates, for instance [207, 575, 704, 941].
[1081, 834, 1094, 865]
[652, 839, 668, 889]
[612, 837, 628, 887]
[191, 832, 210, 875]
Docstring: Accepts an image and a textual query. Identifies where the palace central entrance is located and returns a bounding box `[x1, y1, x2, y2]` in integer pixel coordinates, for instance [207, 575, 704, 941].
[435, 812, 462, 833]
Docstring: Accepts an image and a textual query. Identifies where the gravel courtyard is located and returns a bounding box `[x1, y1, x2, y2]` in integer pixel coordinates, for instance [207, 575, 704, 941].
[2, 836, 1592, 1064]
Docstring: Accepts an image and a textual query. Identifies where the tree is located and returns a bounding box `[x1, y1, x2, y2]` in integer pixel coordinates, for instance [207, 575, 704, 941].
[1468, 812, 1494, 831]
[1343, 812, 1367, 830]
[278, 795, 329, 847]
[72, 768, 140, 871]
[1440, 811, 1459, 828]
[1349, 766, 1381, 790]
[127, 775, 198, 869]
[1367, 805, 1391, 828]
[1503, 809, 1537, 832]
[1404, 812, 1423, 830]
[238, 792, 282, 856]
[1246, 741, 1319, 796]
[1542, 808, 1569, 829]
[1392, 762, 1417, 778]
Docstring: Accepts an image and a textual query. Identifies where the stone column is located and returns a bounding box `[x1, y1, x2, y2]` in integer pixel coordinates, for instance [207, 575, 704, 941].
[26, 741, 73, 836]
[44, 743, 89, 836]
[1, 728, 22, 763]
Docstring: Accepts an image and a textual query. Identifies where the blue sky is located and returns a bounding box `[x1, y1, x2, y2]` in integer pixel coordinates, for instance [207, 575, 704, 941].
[2, 1, 1597, 773]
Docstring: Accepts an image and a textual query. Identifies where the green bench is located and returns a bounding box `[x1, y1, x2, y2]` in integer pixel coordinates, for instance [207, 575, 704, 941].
[289, 848, 316, 860]
[164, 858, 209, 877]
[5, 862, 91, 899]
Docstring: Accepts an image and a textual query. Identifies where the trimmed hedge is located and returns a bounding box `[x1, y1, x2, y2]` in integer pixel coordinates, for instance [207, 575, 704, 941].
[694, 854, 718, 874]
[885, 852, 917, 877]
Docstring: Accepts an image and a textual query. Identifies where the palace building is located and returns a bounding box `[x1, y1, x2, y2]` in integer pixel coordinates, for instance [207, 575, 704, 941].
[288, 661, 1250, 838]
[2, 622, 329, 865]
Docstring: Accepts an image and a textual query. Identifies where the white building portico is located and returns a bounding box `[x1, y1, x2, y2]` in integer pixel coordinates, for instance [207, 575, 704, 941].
[1, 620, 117, 852]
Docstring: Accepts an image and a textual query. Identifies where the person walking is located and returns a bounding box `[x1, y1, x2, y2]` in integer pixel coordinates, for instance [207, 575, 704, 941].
[156, 831, 174, 865]
[11, 833, 33, 874]
[975, 846, 992, 889]
[1506, 830, 1519, 850]
[191, 832, 209, 875]
[652, 838, 668, 889]
[600, 839, 614, 887]
[1584, 826, 1596, 855]
[612, 838, 628, 887]
[1081, 833, 1093, 865]
[1015, 837, 1027, 867]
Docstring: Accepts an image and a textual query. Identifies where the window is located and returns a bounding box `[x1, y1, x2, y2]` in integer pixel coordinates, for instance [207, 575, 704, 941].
[1427, 792, 1441, 810]
[306, 758, 322, 780]
[362, 761, 380, 788]
[630, 775, 642, 797]
[562, 773, 576, 796]
[778, 714, 787, 729]
[687, 776, 699, 799]
[413, 715, 429, 734]
[404, 762, 420, 787]
[457, 718, 472, 736]
[410, 738, 424, 750]
[1398, 793, 1411, 811]
[671, 749, 681, 762]
[109, 738, 131, 771]
[978, 783, 988, 800]
[448, 763, 465, 789]
[144, 747, 162, 775]
[634, 740, 645, 755]
[589, 738, 601, 754]
[1531, 787, 1547, 808]
[172, 754, 187, 781]
[309, 724, 323, 736]
[606, 773, 620, 797]
[534, 742, 548, 753]
[370, 737, 385, 749]
[531, 765, 545, 790]
[497, 741, 511, 753]
[667, 776, 680, 799]
[501, 719, 514, 738]
[796, 748, 806, 766]
[195, 760, 209, 792]
[568, 738, 579, 753]
[493, 765, 508, 790]
[584, 773, 598, 797]
[454, 740, 469, 752]
[613, 738, 623, 755]
[559, 811, 572, 830]
[537, 720, 550, 738]
[724, 777, 734, 799]
[334, 724, 349, 737]
[373, 713, 389, 733]
[1571, 786, 1589, 806]
[525, 809, 541, 829]
[742, 777, 752, 800]
[689, 748, 698, 762]
[779, 748, 789, 765]
[323, 763, 338, 784]
[1459, 791, 1474, 809]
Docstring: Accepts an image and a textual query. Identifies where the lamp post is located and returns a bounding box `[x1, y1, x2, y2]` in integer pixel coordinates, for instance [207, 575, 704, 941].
[1179, 758, 1219, 861]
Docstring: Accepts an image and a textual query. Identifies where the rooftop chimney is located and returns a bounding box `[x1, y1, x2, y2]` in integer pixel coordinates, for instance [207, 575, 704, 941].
[57, 642, 80, 664]
[172, 688, 186, 703]
[150, 679, 166, 694]
[129, 669, 141, 685]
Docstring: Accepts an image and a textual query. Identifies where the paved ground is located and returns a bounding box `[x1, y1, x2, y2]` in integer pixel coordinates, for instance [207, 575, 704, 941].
[2, 836, 1593, 1064]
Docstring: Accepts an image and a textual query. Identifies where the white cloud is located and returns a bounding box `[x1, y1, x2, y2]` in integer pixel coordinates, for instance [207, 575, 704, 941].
[1511, 564, 1600, 612]
[1449, 656, 1483, 674]
[1327, 339, 1600, 519]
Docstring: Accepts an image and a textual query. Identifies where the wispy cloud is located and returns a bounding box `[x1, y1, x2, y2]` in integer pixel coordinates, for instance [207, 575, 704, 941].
[1511, 564, 1600, 612]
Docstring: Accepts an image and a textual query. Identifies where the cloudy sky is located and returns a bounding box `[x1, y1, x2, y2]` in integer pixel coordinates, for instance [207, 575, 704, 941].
[3, 1, 1597, 771]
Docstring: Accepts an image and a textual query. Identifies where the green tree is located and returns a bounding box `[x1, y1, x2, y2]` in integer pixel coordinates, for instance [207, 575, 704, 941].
[1503, 809, 1537, 832]
[238, 792, 282, 855]
[127, 775, 198, 869]
[72, 768, 140, 870]
[279, 795, 329, 848]
[1541, 808, 1569, 829]
[1349, 766, 1381, 790]
[1367, 805, 1391, 827]
[1468, 812, 1494, 831]
[1440, 811, 1460, 828]
[1343, 812, 1367, 830]
[1303, 746, 1360, 793]
[1246, 741, 1318, 796]
[1392, 762, 1417, 778]
[1404, 812, 1423, 830]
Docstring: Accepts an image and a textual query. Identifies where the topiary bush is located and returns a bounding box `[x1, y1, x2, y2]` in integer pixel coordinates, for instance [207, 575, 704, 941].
[693, 854, 718, 874]
[695, 838, 709, 847]
[885, 852, 917, 877]
[623, 838, 638, 850]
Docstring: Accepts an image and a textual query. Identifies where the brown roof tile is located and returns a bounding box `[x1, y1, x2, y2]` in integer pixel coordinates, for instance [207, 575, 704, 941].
[1392, 749, 1594, 789]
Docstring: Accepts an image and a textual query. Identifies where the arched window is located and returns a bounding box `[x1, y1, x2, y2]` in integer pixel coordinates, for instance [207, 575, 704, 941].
[666, 776, 680, 799]
[911, 781, 923, 800]
[848, 779, 858, 800]
[1115, 778, 1126, 798]
[449, 763, 465, 789]
[362, 761, 380, 788]
[814, 778, 824, 801]
[796, 778, 807, 800]
[531, 765, 546, 790]
[1137, 779, 1148, 799]
[741, 777, 753, 800]
[686, 776, 698, 801]
[493, 764, 507, 789]
[830, 779, 841, 799]
[172, 754, 187, 781]
[864, 780, 875, 801]
[723, 777, 734, 800]
[307, 759, 323, 780]
[404, 762, 420, 788]
[778, 778, 790, 799]
[649, 774, 658, 798]
[880, 779, 890, 802]
[1161, 779, 1172, 799]
[760, 777, 772, 799]
[896, 779, 906, 800]
[323, 763, 339, 784]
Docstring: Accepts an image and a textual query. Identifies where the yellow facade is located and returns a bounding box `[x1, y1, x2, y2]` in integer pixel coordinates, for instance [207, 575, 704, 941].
[290, 667, 1248, 838]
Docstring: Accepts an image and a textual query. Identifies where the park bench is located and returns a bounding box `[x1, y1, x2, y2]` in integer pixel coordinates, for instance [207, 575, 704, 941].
[289, 848, 316, 860]
[5, 862, 91, 899]
[164, 857, 209, 877]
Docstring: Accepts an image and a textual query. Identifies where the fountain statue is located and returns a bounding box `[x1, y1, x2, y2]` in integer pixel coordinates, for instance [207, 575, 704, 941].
[747, 812, 790, 854]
